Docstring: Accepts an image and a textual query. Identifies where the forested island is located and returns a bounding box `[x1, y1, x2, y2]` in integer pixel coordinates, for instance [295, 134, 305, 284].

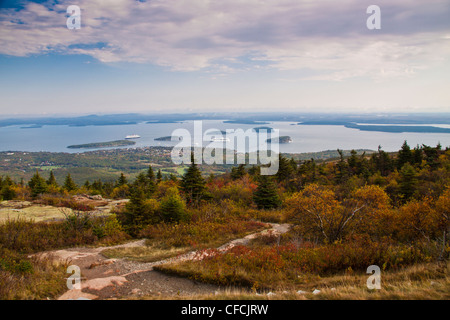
[154, 136, 181, 141]
[266, 136, 292, 143]
[67, 140, 136, 149]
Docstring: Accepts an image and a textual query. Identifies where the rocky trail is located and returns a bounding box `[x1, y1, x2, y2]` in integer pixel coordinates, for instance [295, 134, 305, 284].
[37, 223, 290, 300]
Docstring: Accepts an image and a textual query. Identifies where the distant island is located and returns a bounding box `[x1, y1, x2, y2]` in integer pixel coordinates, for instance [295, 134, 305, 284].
[298, 121, 450, 134]
[344, 124, 450, 134]
[2, 112, 450, 128]
[146, 120, 182, 124]
[154, 136, 181, 141]
[67, 140, 136, 149]
[266, 136, 292, 144]
[20, 125, 42, 129]
[224, 120, 270, 125]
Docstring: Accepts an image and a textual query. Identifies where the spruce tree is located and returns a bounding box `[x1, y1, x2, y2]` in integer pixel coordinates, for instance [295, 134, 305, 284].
[63, 173, 78, 192]
[29, 170, 48, 198]
[397, 141, 412, 169]
[147, 166, 156, 194]
[156, 169, 163, 184]
[159, 188, 187, 222]
[181, 153, 206, 205]
[0, 176, 16, 200]
[276, 154, 294, 183]
[335, 149, 350, 183]
[231, 164, 246, 180]
[253, 175, 281, 210]
[47, 170, 58, 186]
[123, 187, 147, 235]
[412, 145, 423, 165]
[399, 163, 417, 201]
[117, 173, 128, 187]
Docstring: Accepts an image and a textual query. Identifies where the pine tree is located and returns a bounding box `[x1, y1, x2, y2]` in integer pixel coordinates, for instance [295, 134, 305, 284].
[29, 170, 48, 198]
[117, 173, 128, 187]
[276, 154, 294, 183]
[0, 175, 16, 200]
[63, 173, 78, 192]
[399, 163, 417, 201]
[412, 145, 423, 165]
[159, 188, 187, 222]
[147, 165, 155, 182]
[123, 187, 147, 235]
[156, 169, 163, 184]
[335, 149, 350, 183]
[47, 170, 58, 186]
[147, 166, 156, 194]
[397, 141, 412, 169]
[92, 180, 103, 194]
[372, 146, 394, 176]
[230, 164, 246, 180]
[181, 153, 206, 205]
[253, 175, 281, 210]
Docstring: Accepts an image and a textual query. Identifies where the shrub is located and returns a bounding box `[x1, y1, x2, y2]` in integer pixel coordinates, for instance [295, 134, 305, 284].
[159, 187, 188, 223]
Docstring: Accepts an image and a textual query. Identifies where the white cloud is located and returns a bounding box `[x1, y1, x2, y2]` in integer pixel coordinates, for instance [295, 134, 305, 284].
[0, 0, 449, 79]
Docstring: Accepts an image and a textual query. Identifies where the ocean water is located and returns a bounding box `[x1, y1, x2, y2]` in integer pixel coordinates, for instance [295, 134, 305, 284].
[0, 120, 449, 154]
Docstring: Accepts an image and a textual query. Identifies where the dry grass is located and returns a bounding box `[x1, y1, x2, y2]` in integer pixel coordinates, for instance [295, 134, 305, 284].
[0, 254, 68, 300]
[102, 245, 191, 263]
[144, 261, 449, 300]
[0, 205, 70, 222]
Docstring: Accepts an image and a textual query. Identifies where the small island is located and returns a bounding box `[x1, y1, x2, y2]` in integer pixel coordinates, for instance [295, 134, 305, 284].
[224, 120, 270, 125]
[154, 136, 181, 141]
[266, 136, 292, 144]
[67, 140, 136, 149]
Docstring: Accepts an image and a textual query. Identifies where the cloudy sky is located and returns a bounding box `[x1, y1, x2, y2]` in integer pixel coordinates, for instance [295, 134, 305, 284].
[0, 0, 449, 116]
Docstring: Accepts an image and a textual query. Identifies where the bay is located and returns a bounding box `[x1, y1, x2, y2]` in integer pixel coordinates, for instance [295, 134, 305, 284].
[0, 120, 449, 154]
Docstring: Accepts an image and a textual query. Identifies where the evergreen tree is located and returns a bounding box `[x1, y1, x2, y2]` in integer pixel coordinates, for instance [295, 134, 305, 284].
[422, 144, 440, 168]
[335, 149, 350, 183]
[181, 153, 206, 205]
[29, 170, 48, 198]
[397, 141, 412, 169]
[0, 176, 16, 200]
[146, 166, 156, 194]
[91, 180, 103, 194]
[253, 175, 281, 210]
[399, 163, 418, 201]
[63, 173, 78, 192]
[156, 169, 163, 184]
[117, 173, 128, 187]
[248, 165, 260, 177]
[147, 165, 155, 182]
[230, 164, 246, 180]
[276, 154, 295, 183]
[159, 187, 187, 222]
[371, 146, 394, 176]
[412, 145, 423, 165]
[47, 170, 58, 186]
[123, 187, 148, 235]
[347, 150, 360, 175]
[133, 171, 155, 197]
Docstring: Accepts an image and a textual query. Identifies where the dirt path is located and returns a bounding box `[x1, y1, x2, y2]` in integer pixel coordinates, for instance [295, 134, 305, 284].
[41, 223, 290, 300]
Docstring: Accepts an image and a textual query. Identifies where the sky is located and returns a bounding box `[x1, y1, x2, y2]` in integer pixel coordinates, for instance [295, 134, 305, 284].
[0, 0, 449, 116]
